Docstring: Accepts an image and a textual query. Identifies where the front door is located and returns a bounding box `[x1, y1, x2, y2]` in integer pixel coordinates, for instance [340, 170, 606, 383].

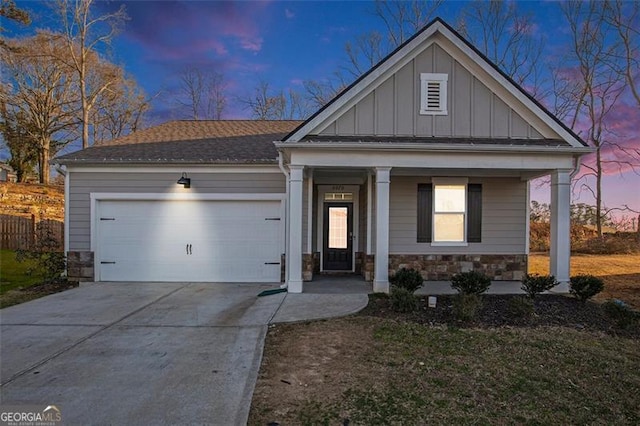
[323, 203, 353, 271]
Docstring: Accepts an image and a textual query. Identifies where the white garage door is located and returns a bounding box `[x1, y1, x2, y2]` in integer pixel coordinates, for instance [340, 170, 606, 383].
[96, 200, 283, 282]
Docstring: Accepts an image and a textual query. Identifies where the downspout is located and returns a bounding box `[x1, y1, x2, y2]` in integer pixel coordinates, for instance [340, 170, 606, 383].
[570, 154, 583, 179]
[278, 151, 289, 289]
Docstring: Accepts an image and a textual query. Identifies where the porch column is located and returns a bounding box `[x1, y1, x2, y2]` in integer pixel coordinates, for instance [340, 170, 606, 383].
[374, 167, 391, 293]
[287, 165, 304, 293]
[550, 169, 571, 291]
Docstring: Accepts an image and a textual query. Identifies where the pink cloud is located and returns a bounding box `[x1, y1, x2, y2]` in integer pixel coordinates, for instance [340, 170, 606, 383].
[285, 8, 295, 19]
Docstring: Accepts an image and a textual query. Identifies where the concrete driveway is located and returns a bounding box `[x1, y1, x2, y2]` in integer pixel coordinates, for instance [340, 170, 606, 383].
[0, 282, 288, 425]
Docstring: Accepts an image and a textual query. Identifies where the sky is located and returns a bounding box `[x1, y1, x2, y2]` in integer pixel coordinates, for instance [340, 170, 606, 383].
[3, 0, 639, 220]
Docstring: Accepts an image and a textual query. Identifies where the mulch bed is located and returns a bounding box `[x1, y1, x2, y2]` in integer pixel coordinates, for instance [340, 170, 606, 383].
[360, 293, 640, 338]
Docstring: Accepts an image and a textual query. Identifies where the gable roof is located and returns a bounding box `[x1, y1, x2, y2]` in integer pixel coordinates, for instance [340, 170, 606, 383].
[283, 17, 587, 149]
[55, 120, 301, 164]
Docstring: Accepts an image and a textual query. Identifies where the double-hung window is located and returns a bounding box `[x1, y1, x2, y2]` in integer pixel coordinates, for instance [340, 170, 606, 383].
[417, 179, 482, 244]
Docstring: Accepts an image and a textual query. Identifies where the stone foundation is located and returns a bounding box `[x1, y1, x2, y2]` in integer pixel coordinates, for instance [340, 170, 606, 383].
[67, 251, 94, 282]
[388, 254, 527, 281]
[280, 254, 286, 282]
[362, 254, 375, 282]
[302, 252, 320, 281]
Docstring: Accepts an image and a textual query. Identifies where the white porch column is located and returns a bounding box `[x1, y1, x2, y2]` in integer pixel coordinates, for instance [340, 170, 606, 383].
[374, 167, 391, 293]
[287, 165, 304, 293]
[550, 170, 571, 291]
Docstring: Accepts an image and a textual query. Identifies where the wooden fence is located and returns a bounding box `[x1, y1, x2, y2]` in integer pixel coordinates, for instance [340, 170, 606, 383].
[0, 214, 64, 251]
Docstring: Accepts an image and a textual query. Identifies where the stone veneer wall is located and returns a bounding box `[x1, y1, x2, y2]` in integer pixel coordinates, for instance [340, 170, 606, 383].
[389, 254, 527, 281]
[67, 251, 94, 282]
[302, 252, 320, 281]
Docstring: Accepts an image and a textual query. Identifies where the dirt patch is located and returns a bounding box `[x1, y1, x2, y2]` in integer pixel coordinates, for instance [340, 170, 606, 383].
[0, 280, 78, 309]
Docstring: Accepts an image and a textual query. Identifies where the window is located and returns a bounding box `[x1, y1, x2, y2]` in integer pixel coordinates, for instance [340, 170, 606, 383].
[417, 181, 482, 244]
[420, 73, 448, 115]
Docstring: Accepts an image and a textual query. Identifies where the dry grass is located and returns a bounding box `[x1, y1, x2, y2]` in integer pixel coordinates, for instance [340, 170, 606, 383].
[529, 254, 640, 309]
[249, 317, 640, 425]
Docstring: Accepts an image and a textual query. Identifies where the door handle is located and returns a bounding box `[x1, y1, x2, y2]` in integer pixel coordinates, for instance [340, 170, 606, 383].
[186, 244, 193, 255]
[189, 244, 192, 255]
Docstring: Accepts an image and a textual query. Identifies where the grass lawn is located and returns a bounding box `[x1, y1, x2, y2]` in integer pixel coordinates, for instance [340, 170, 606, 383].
[250, 253, 640, 425]
[249, 317, 640, 425]
[529, 253, 640, 309]
[0, 249, 40, 294]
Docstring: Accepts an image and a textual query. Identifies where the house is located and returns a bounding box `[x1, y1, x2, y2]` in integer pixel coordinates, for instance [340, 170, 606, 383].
[54, 18, 590, 293]
[0, 163, 17, 182]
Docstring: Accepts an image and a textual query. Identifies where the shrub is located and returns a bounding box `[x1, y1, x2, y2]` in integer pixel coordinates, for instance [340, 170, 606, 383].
[390, 286, 419, 313]
[602, 300, 638, 330]
[452, 293, 483, 321]
[389, 268, 424, 293]
[506, 296, 535, 319]
[450, 271, 491, 295]
[521, 274, 558, 299]
[569, 274, 605, 303]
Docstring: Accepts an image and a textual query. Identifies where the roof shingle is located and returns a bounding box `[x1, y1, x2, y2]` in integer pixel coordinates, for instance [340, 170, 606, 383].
[56, 120, 302, 164]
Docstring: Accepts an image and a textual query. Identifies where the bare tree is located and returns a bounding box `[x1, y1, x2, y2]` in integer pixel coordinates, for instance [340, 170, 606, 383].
[603, 0, 640, 108]
[560, 0, 640, 236]
[240, 81, 309, 120]
[304, 0, 443, 108]
[458, 0, 545, 97]
[177, 66, 227, 120]
[0, 32, 78, 184]
[56, 0, 127, 148]
[91, 68, 149, 143]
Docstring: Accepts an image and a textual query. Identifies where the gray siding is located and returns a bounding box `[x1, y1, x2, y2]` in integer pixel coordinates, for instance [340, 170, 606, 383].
[389, 176, 527, 254]
[69, 170, 285, 251]
[317, 43, 554, 139]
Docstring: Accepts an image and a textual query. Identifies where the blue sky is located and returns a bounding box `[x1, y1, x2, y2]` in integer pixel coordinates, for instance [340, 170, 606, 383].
[4, 1, 639, 216]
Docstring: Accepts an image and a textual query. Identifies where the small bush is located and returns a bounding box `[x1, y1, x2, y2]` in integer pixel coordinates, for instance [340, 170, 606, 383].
[390, 268, 424, 293]
[570, 274, 605, 303]
[602, 300, 638, 329]
[390, 286, 419, 313]
[450, 271, 491, 295]
[521, 274, 558, 299]
[452, 293, 483, 321]
[506, 296, 535, 319]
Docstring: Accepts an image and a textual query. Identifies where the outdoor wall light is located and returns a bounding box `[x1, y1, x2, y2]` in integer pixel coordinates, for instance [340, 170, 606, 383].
[177, 172, 191, 188]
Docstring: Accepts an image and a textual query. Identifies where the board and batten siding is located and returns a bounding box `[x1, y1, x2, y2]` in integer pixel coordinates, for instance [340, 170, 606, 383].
[319, 42, 549, 139]
[389, 176, 527, 254]
[68, 171, 285, 252]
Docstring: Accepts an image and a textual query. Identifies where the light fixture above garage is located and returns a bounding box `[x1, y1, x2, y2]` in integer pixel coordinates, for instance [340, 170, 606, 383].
[177, 172, 191, 188]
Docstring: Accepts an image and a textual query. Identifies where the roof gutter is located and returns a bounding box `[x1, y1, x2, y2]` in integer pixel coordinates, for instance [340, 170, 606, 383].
[274, 141, 592, 155]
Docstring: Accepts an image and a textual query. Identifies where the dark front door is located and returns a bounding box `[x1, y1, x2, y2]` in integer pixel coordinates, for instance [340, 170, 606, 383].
[323, 203, 353, 271]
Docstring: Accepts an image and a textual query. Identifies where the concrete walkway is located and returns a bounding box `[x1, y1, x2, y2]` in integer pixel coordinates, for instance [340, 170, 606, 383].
[0, 281, 367, 425]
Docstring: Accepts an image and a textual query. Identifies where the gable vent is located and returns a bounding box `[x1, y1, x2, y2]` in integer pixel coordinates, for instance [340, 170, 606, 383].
[420, 73, 448, 115]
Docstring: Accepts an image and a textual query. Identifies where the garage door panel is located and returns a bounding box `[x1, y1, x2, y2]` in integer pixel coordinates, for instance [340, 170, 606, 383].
[97, 200, 282, 282]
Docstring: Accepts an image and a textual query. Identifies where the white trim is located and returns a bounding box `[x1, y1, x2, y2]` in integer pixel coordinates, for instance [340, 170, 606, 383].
[66, 165, 282, 174]
[366, 172, 373, 255]
[420, 73, 448, 115]
[373, 167, 391, 293]
[287, 165, 305, 292]
[306, 174, 313, 253]
[63, 167, 70, 255]
[316, 184, 360, 272]
[90, 192, 286, 282]
[431, 178, 468, 244]
[525, 180, 531, 255]
[90, 192, 285, 201]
